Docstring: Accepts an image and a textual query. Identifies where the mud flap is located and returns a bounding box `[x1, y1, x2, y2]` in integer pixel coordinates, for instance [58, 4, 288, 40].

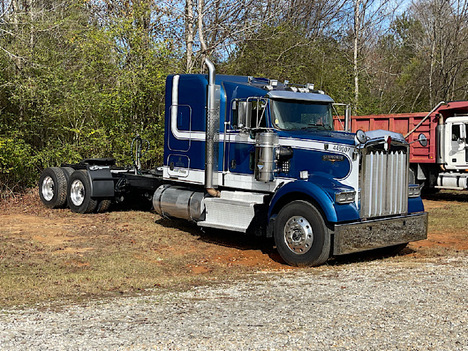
[87, 165, 115, 198]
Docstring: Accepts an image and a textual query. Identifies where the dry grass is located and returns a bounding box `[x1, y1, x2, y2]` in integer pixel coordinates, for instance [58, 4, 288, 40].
[0, 189, 282, 307]
[0, 189, 466, 308]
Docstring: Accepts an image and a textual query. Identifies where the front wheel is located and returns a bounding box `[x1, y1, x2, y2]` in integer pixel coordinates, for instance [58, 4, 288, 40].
[274, 200, 330, 267]
[67, 170, 98, 213]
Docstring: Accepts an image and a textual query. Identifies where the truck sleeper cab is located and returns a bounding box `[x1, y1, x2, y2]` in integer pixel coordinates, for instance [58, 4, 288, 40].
[153, 59, 427, 266]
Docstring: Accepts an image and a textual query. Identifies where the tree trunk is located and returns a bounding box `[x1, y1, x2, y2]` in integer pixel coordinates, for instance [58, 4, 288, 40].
[353, 0, 361, 114]
[185, 0, 195, 73]
[28, 0, 34, 50]
[429, 29, 436, 107]
[198, 0, 207, 66]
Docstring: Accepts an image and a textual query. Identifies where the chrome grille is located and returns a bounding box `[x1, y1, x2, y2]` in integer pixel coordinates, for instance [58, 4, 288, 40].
[360, 150, 408, 218]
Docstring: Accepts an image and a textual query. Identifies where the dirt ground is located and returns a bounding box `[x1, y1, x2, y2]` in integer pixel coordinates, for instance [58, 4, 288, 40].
[1, 189, 467, 268]
[416, 192, 468, 251]
[0, 189, 467, 306]
[0, 189, 286, 271]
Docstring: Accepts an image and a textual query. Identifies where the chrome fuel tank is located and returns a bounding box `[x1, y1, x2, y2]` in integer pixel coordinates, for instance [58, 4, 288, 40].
[153, 185, 205, 221]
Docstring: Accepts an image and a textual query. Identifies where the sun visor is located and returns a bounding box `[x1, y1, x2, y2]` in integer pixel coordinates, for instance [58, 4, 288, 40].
[267, 90, 334, 103]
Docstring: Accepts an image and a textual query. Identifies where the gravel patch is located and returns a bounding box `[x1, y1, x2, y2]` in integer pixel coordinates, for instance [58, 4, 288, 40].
[1, 257, 467, 351]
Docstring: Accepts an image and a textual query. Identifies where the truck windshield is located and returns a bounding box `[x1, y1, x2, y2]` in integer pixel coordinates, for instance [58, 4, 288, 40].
[271, 99, 333, 131]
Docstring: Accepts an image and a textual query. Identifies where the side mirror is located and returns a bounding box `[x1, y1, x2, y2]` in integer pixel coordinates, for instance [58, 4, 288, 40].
[418, 133, 428, 147]
[235, 101, 252, 129]
[460, 124, 466, 139]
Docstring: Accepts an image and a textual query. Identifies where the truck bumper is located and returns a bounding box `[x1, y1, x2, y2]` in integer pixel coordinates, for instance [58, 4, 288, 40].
[333, 212, 428, 255]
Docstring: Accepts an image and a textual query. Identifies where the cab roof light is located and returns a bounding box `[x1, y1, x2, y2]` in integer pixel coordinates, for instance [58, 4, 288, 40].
[284, 82, 320, 94]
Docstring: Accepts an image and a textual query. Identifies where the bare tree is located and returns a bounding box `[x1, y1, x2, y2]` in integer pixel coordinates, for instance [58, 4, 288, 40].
[348, 0, 397, 113]
[409, 0, 468, 106]
[185, 0, 195, 72]
[183, 0, 349, 72]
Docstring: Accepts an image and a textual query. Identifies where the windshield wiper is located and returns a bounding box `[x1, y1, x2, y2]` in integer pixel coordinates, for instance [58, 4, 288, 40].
[300, 124, 331, 131]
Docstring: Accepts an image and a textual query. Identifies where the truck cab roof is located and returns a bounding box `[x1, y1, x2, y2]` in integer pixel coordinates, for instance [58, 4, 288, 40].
[169, 73, 334, 104]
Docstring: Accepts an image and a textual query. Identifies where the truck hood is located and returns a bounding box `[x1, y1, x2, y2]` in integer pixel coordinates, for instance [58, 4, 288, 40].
[276, 129, 356, 146]
[363, 129, 408, 147]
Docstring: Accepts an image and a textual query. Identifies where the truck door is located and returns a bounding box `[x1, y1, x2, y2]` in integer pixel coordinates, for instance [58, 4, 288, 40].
[226, 98, 268, 175]
[447, 123, 467, 168]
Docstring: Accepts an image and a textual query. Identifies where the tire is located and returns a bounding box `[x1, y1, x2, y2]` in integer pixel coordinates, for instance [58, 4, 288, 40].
[61, 167, 75, 181]
[67, 170, 98, 213]
[96, 199, 111, 213]
[59, 167, 76, 209]
[274, 200, 330, 267]
[38, 167, 68, 209]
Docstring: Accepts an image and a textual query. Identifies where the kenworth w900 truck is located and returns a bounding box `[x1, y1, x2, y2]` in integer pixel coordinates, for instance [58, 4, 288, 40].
[39, 59, 427, 266]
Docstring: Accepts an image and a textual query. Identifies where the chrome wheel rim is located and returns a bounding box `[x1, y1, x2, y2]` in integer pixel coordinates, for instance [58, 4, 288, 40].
[70, 179, 85, 206]
[284, 216, 314, 254]
[41, 176, 54, 201]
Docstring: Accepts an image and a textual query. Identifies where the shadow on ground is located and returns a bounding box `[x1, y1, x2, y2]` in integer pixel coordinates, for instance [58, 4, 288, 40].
[329, 246, 416, 266]
[423, 190, 468, 202]
[156, 217, 284, 264]
[155, 216, 414, 267]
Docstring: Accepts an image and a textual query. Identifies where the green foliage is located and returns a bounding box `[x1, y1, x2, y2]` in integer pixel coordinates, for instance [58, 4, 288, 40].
[1, 0, 467, 193]
[0, 135, 36, 191]
[0, 0, 173, 191]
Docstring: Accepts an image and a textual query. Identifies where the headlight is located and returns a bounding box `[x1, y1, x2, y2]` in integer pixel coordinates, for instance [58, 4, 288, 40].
[335, 191, 356, 204]
[408, 184, 422, 198]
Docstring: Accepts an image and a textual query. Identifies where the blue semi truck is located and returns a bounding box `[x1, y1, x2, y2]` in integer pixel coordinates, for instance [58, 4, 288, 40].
[39, 59, 428, 266]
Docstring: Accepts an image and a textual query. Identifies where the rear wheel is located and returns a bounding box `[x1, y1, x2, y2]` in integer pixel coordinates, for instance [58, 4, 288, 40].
[38, 167, 67, 208]
[96, 199, 111, 213]
[61, 167, 75, 182]
[274, 200, 330, 267]
[67, 170, 98, 213]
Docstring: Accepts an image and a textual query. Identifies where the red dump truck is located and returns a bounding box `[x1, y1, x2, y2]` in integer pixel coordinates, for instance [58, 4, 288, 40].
[334, 101, 468, 191]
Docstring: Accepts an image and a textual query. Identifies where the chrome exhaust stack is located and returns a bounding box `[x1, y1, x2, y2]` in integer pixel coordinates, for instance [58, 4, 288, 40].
[204, 58, 221, 197]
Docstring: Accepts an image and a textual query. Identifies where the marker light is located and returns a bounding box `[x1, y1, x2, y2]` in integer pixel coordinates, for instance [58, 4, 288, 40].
[335, 191, 356, 204]
[408, 184, 422, 198]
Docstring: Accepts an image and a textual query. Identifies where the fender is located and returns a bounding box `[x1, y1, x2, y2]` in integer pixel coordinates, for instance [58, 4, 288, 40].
[268, 177, 360, 224]
[408, 196, 424, 214]
[86, 165, 115, 198]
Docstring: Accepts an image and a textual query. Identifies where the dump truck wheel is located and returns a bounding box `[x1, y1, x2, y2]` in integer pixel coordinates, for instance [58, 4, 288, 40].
[67, 170, 98, 213]
[274, 200, 330, 267]
[38, 167, 68, 209]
